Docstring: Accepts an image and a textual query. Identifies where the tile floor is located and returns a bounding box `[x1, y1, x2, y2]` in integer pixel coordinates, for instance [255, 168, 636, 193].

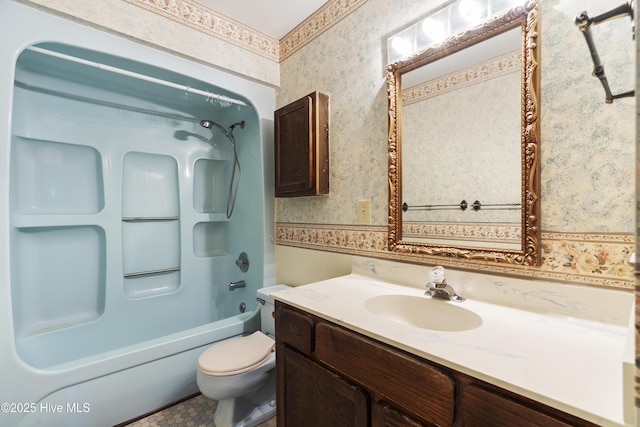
[123, 394, 276, 427]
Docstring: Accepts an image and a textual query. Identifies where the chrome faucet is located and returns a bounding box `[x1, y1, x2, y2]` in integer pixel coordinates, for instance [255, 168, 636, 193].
[229, 280, 246, 291]
[425, 266, 464, 302]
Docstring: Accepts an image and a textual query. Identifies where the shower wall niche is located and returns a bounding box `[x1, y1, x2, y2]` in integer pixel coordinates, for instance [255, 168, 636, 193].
[11, 137, 107, 338]
[193, 158, 230, 257]
[122, 152, 181, 298]
[8, 43, 261, 369]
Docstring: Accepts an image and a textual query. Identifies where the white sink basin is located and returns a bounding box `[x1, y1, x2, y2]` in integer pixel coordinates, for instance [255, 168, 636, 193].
[364, 294, 483, 332]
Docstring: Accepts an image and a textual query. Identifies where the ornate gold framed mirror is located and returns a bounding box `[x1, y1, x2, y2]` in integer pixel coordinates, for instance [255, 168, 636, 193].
[387, 1, 540, 265]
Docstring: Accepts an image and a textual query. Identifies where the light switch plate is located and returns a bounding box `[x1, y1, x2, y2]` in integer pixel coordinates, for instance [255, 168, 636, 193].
[357, 200, 371, 224]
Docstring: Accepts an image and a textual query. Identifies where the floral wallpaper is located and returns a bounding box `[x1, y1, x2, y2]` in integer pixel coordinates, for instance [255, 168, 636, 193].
[275, 0, 635, 289]
[124, 0, 279, 60]
[276, 223, 634, 289]
[402, 221, 521, 247]
[277, 0, 634, 229]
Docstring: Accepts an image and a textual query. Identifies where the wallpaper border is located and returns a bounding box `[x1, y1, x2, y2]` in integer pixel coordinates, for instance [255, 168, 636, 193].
[403, 221, 521, 244]
[123, 0, 368, 62]
[403, 50, 521, 105]
[279, 0, 368, 61]
[275, 222, 634, 290]
[124, 0, 279, 60]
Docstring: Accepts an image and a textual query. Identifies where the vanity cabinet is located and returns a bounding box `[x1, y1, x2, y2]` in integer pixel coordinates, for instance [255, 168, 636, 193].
[459, 384, 577, 427]
[274, 91, 329, 197]
[279, 345, 368, 427]
[275, 302, 597, 427]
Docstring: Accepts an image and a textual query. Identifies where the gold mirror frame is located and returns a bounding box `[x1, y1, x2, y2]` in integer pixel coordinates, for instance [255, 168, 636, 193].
[387, 1, 540, 265]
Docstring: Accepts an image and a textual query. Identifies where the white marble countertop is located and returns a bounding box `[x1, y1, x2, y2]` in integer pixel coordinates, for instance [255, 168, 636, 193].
[273, 272, 633, 427]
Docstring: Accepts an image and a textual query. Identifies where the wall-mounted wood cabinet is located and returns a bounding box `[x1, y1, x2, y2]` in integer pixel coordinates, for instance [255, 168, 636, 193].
[274, 92, 329, 197]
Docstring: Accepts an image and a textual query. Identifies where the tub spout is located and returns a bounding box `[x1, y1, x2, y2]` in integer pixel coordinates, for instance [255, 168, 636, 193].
[229, 280, 246, 291]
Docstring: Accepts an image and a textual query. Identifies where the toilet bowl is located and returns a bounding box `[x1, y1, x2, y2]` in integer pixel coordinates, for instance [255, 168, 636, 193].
[197, 284, 290, 427]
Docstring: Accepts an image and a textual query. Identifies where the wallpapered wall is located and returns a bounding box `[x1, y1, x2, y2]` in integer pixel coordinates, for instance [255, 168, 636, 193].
[275, 0, 635, 289]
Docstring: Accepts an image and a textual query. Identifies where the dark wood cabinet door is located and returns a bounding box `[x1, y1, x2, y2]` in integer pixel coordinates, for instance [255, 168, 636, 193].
[373, 401, 432, 427]
[277, 344, 368, 427]
[275, 301, 315, 355]
[461, 384, 591, 427]
[315, 322, 455, 427]
[274, 92, 328, 197]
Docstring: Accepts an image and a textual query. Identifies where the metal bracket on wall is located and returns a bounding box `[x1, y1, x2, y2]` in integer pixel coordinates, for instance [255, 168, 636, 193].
[575, 2, 635, 103]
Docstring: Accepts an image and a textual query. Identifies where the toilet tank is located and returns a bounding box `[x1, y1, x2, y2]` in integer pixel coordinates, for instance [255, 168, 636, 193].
[257, 284, 290, 337]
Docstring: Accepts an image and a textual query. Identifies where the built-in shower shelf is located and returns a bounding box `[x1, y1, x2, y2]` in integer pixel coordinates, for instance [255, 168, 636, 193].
[123, 266, 180, 278]
[11, 215, 105, 228]
[122, 216, 180, 222]
[120, 150, 181, 299]
[11, 225, 107, 340]
[11, 136, 105, 215]
[193, 221, 229, 257]
[194, 213, 230, 222]
[193, 158, 229, 214]
[123, 268, 181, 299]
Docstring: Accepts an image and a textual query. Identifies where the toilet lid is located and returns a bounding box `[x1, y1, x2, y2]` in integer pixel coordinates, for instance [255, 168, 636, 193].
[198, 331, 275, 376]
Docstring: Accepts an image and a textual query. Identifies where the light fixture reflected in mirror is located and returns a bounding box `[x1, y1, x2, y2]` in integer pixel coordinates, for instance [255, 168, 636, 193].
[387, 0, 526, 64]
[420, 14, 448, 46]
[390, 35, 413, 59]
[457, 0, 487, 25]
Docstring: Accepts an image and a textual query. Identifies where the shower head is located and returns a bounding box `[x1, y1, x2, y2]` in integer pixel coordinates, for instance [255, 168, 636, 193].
[200, 119, 225, 133]
[200, 119, 245, 132]
[198, 118, 245, 218]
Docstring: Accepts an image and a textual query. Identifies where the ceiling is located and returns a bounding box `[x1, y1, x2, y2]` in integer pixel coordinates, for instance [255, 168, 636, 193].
[195, 0, 329, 39]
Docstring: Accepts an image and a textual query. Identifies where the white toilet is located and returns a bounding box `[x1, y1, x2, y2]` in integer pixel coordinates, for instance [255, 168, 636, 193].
[197, 285, 290, 427]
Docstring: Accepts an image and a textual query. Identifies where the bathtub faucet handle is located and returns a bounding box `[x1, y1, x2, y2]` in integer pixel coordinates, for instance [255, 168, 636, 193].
[235, 252, 249, 272]
[229, 280, 246, 291]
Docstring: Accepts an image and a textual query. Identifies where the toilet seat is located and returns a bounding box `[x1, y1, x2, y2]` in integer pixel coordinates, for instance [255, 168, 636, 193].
[198, 331, 275, 376]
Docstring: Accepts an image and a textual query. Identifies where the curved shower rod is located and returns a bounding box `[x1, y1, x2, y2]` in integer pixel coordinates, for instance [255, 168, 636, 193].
[26, 46, 248, 107]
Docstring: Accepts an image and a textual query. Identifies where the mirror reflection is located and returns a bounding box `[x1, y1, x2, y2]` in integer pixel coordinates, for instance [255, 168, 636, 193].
[402, 27, 521, 249]
[387, 1, 540, 264]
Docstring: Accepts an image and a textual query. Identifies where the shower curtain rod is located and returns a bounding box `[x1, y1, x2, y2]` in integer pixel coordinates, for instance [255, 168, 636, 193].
[14, 79, 204, 125]
[26, 46, 248, 107]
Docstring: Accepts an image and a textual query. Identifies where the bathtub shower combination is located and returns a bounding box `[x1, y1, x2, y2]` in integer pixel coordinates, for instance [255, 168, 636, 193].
[0, 2, 275, 426]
